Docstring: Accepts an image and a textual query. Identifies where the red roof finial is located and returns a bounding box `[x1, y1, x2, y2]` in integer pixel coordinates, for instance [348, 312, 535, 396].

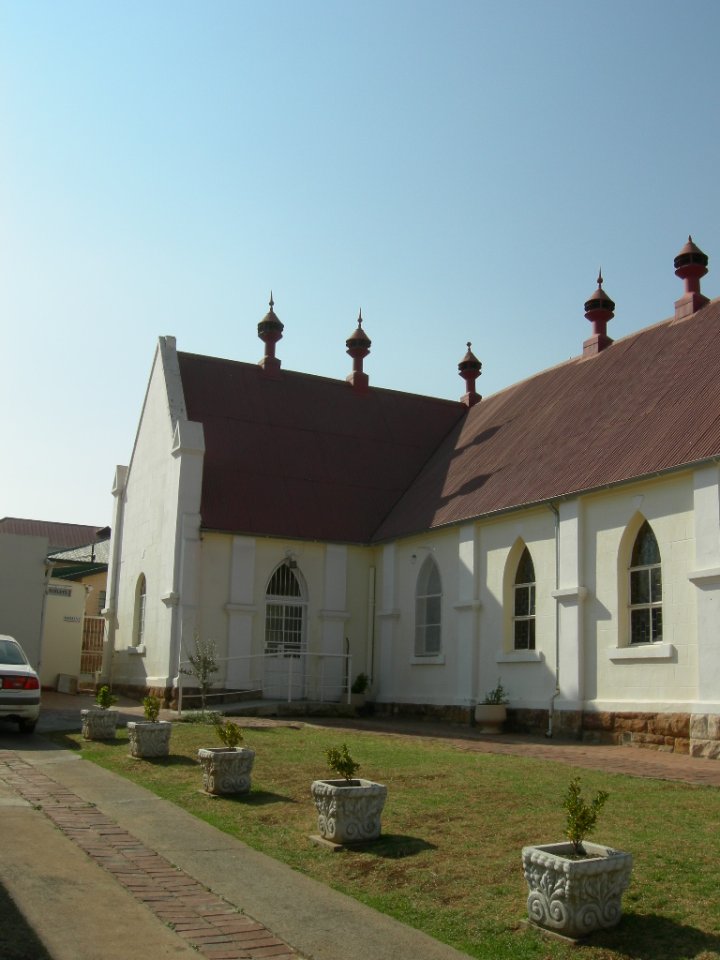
[258, 292, 284, 377]
[346, 309, 371, 394]
[583, 270, 615, 356]
[674, 236, 709, 319]
[458, 341, 482, 408]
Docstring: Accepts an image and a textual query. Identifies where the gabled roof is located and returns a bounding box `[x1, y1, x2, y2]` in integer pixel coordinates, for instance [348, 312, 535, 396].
[178, 353, 466, 543]
[374, 298, 720, 540]
[0, 518, 110, 552]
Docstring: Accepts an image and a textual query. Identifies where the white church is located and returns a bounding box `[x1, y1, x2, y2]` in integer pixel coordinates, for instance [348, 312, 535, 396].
[103, 237, 720, 758]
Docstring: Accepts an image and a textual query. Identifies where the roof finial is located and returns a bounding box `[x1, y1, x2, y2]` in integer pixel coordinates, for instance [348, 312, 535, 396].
[674, 235, 709, 319]
[346, 310, 372, 394]
[458, 342, 481, 408]
[257, 293, 284, 377]
[583, 270, 615, 357]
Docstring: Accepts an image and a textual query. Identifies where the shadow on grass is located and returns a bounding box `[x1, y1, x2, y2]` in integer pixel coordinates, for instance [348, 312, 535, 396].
[588, 912, 720, 960]
[0, 880, 52, 960]
[356, 833, 437, 859]
[210, 789, 298, 807]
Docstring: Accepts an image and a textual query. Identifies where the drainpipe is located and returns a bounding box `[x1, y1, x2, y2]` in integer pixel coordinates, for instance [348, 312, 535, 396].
[547, 503, 560, 737]
[367, 566, 376, 685]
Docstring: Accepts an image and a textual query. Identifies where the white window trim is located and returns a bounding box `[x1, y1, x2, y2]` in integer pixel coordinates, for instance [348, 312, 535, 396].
[609, 643, 675, 662]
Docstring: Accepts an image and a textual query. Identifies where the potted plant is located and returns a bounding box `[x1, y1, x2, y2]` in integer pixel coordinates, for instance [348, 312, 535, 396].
[474, 678, 508, 732]
[81, 685, 119, 740]
[127, 695, 172, 759]
[310, 743, 387, 845]
[197, 717, 255, 795]
[522, 777, 633, 940]
[350, 672, 370, 707]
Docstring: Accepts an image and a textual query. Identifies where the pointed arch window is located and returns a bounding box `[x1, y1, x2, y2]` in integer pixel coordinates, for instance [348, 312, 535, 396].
[265, 561, 306, 658]
[415, 556, 442, 657]
[513, 548, 536, 650]
[629, 521, 662, 644]
[135, 574, 146, 647]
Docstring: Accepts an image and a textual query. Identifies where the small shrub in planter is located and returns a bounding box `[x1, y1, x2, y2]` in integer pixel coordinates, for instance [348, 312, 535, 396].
[197, 717, 255, 795]
[350, 673, 370, 706]
[310, 743, 387, 845]
[81, 685, 119, 740]
[522, 777, 633, 940]
[474, 678, 509, 732]
[127, 695, 172, 759]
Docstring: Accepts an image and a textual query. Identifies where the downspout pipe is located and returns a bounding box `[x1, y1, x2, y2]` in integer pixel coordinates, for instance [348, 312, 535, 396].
[547, 503, 560, 737]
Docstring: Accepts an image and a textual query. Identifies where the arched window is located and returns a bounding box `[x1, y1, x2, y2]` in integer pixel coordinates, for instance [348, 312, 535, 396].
[135, 574, 146, 647]
[265, 561, 306, 658]
[513, 548, 536, 650]
[629, 521, 662, 644]
[415, 556, 442, 657]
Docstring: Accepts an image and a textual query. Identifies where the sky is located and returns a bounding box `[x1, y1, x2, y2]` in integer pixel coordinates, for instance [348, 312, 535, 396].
[2, 0, 719, 528]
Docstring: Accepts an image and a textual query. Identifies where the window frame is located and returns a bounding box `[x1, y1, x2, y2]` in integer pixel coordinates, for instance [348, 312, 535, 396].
[512, 547, 536, 651]
[264, 561, 307, 659]
[414, 555, 443, 658]
[628, 521, 662, 645]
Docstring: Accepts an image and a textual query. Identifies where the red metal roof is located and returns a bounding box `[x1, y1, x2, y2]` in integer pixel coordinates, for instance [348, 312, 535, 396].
[177, 354, 466, 543]
[375, 298, 720, 540]
[0, 518, 109, 551]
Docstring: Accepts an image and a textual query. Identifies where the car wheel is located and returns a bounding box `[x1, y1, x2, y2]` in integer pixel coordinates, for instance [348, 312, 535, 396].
[18, 719, 37, 734]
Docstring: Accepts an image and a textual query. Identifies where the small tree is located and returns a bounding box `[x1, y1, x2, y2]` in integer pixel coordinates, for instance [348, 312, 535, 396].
[95, 685, 117, 710]
[325, 743, 360, 781]
[180, 635, 219, 716]
[213, 716, 244, 749]
[564, 776, 610, 856]
[143, 695, 161, 723]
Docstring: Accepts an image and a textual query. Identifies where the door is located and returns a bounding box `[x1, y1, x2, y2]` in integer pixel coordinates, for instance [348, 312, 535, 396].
[263, 561, 307, 700]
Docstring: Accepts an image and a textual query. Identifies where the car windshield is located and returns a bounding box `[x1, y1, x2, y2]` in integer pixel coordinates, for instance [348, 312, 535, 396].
[0, 639, 28, 665]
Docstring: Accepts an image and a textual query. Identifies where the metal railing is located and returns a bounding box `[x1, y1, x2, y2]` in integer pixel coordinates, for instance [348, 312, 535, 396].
[176, 651, 353, 715]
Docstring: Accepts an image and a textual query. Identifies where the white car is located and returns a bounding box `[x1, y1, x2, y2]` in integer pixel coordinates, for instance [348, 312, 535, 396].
[0, 635, 41, 734]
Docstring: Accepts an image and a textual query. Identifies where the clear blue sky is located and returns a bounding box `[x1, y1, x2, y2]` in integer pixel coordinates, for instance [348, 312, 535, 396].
[2, 0, 719, 527]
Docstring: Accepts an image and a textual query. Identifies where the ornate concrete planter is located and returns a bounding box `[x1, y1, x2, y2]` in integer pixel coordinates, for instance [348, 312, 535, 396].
[197, 746, 255, 795]
[474, 703, 507, 733]
[522, 841, 633, 940]
[127, 720, 172, 759]
[81, 708, 118, 741]
[311, 778, 388, 844]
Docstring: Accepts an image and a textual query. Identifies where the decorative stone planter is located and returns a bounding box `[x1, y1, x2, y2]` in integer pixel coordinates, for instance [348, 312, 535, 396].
[522, 841, 633, 940]
[311, 778, 388, 844]
[197, 747, 256, 795]
[474, 703, 507, 733]
[127, 720, 172, 759]
[81, 708, 118, 741]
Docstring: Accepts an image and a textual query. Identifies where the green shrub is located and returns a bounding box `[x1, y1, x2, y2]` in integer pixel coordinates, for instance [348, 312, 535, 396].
[214, 717, 244, 749]
[325, 743, 360, 781]
[95, 685, 117, 710]
[143, 695, 161, 722]
[564, 776, 609, 855]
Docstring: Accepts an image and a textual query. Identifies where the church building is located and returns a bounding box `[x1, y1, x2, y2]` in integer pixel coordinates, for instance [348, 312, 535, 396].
[103, 237, 720, 758]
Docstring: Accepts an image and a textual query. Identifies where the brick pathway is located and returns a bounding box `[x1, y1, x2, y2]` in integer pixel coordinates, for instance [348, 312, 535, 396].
[0, 751, 298, 960]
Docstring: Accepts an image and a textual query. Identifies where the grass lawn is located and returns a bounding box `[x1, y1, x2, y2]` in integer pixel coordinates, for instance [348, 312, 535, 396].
[53, 720, 720, 960]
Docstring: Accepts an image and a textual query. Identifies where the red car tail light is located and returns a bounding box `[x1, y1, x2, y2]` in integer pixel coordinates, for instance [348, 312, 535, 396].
[0, 675, 39, 690]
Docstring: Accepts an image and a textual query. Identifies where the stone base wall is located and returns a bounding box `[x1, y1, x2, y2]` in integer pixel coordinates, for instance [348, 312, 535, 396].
[581, 711, 720, 759]
[373, 701, 475, 725]
[492, 706, 720, 760]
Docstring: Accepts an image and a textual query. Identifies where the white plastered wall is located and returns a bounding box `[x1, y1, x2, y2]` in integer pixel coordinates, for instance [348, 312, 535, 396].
[41, 579, 85, 686]
[585, 473, 697, 711]
[106, 336, 205, 690]
[0, 533, 50, 670]
[193, 534, 376, 699]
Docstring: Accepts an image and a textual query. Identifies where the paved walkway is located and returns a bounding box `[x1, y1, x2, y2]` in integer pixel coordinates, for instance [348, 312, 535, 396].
[0, 693, 718, 960]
